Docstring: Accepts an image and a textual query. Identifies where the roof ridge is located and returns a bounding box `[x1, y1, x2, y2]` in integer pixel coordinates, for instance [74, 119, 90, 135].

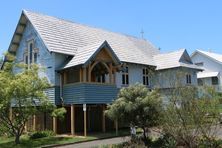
[154, 48, 186, 56]
[197, 49, 222, 55]
[23, 9, 151, 43]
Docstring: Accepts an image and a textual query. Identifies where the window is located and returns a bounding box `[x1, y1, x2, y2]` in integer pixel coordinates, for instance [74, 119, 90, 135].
[212, 77, 218, 85]
[24, 40, 38, 65]
[195, 62, 203, 67]
[143, 68, 149, 86]
[186, 74, 192, 84]
[34, 52, 38, 63]
[122, 66, 129, 85]
[198, 79, 203, 86]
[24, 53, 28, 64]
[29, 43, 33, 64]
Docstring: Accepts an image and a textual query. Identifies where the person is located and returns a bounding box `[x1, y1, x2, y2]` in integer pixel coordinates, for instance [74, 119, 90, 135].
[130, 124, 136, 139]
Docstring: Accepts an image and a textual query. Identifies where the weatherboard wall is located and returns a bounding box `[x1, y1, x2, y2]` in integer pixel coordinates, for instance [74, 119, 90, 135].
[115, 64, 147, 88]
[153, 67, 198, 88]
[63, 83, 118, 104]
[15, 21, 56, 85]
[191, 53, 222, 87]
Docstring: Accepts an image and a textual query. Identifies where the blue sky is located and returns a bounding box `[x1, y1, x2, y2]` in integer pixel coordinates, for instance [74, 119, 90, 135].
[1, 0, 222, 55]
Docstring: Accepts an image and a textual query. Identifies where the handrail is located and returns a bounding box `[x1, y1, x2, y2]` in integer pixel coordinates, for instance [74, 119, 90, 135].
[63, 82, 116, 87]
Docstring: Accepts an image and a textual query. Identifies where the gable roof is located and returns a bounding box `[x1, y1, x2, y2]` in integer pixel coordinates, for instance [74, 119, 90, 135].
[8, 10, 200, 71]
[10, 10, 160, 66]
[191, 50, 222, 65]
[63, 40, 121, 69]
[153, 49, 201, 70]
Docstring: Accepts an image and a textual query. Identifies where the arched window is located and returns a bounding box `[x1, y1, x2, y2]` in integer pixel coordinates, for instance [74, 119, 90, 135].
[24, 40, 38, 65]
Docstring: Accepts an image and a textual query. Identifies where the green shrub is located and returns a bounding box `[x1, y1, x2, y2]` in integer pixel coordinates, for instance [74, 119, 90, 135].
[198, 137, 222, 148]
[30, 130, 55, 139]
[152, 134, 177, 148]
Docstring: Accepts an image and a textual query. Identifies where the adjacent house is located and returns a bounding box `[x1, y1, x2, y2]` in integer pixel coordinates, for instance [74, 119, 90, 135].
[191, 50, 222, 92]
[7, 10, 200, 135]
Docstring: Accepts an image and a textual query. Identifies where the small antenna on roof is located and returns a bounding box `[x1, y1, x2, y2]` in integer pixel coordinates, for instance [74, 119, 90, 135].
[140, 29, 144, 39]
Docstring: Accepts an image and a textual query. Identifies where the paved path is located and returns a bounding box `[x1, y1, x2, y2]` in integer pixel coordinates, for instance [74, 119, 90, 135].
[54, 136, 130, 148]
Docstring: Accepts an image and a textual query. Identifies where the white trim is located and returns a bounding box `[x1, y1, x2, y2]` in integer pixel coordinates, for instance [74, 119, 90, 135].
[197, 72, 219, 79]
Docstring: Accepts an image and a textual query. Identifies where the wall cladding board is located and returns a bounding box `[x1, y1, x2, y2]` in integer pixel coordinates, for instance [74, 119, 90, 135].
[63, 83, 118, 104]
[15, 21, 61, 104]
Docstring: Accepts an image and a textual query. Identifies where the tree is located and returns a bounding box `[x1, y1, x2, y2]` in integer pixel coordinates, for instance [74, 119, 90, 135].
[0, 54, 61, 144]
[162, 85, 221, 147]
[105, 83, 163, 145]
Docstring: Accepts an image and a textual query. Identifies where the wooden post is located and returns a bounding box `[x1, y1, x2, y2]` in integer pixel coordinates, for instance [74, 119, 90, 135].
[88, 107, 91, 131]
[83, 104, 87, 137]
[53, 117, 57, 134]
[71, 105, 75, 135]
[83, 67, 87, 82]
[102, 105, 106, 133]
[88, 64, 91, 82]
[33, 115, 36, 131]
[64, 72, 67, 84]
[60, 73, 63, 98]
[109, 63, 113, 84]
[115, 120, 118, 136]
[79, 68, 82, 82]
[113, 69, 116, 84]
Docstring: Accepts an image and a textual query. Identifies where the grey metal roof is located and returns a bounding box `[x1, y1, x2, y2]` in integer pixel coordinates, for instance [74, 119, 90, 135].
[191, 50, 222, 65]
[153, 49, 202, 70]
[63, 40, 121, 69]
[22, 10, 160, 66]
[8, 10, 200, 71]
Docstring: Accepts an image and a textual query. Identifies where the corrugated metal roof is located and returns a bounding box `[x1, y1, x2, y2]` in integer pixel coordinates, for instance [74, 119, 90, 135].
[197, 72, 219, 78]
[23, 10, 160, 66]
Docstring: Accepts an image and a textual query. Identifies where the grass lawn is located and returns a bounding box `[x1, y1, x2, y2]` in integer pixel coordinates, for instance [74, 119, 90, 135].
[0, 129, 130, 148]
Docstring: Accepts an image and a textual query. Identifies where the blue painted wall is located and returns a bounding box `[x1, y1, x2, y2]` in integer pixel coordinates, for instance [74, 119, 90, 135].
[45, 86, 60, 104]
[14, 21, 68, 104]
[15, 21, 55, 84]
[63, 83, 118, 104]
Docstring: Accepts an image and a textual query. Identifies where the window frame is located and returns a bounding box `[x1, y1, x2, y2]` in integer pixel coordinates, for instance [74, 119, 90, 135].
[212, 77, 219, 85]
[122, 66, 129, 85]
[24, 40, 38, 65]
[194, 62, 204, 67]
[142, 68, 149, 86]
[186, 74, 192, 84]
[197, 79, 204, 86]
